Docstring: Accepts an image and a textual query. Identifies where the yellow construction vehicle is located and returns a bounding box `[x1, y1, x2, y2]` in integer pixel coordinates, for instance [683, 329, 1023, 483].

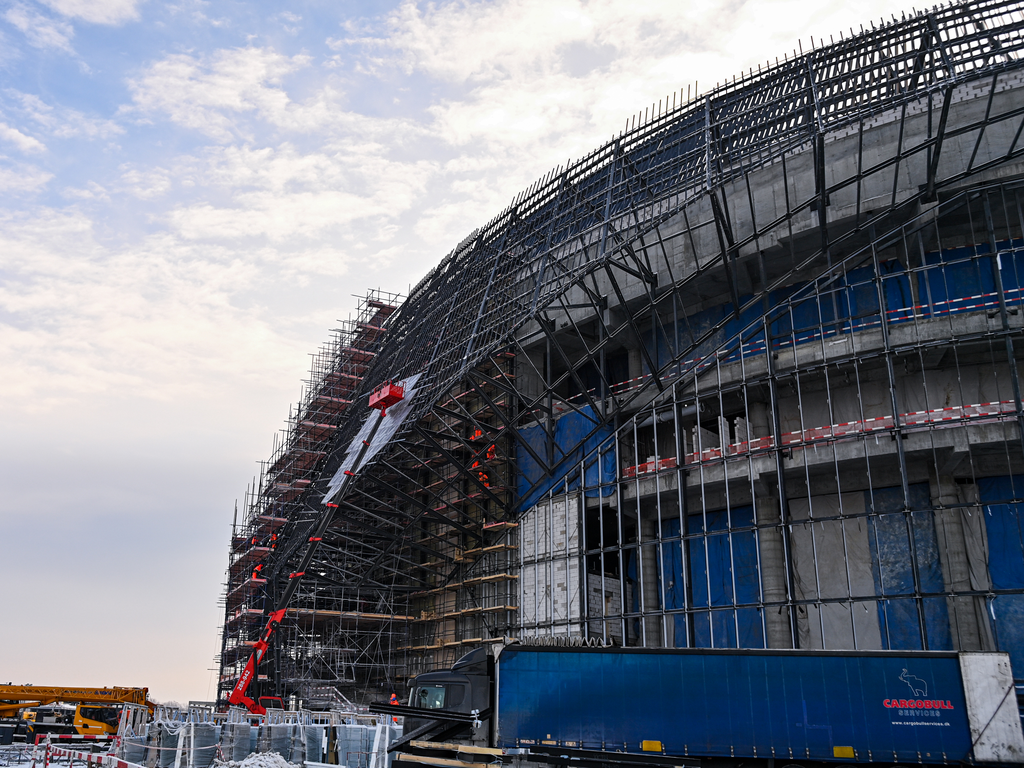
[0, 685, 153, 741]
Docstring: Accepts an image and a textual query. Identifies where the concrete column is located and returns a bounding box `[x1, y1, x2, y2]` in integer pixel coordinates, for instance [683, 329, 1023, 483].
[755, 495, 794, 648]
[639, 514, 663, 647]
[628, 347, 643, 380]
[748, 400, 771, 438]
[518, 349, 546, 401]
[931, 475, 996, 651]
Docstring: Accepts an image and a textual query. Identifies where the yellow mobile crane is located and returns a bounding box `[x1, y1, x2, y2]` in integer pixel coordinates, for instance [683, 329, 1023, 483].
[0, 685, 153, 741]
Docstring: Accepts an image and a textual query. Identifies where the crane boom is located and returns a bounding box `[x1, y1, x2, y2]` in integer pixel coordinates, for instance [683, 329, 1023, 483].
[0, 685, 152, 717]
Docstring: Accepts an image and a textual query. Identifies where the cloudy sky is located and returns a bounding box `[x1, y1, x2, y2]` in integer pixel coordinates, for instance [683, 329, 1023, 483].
[0, 0, 919, 704]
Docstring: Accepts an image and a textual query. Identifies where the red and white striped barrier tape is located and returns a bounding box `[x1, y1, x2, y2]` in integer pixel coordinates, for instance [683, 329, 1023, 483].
[624, 401, 1018, 476]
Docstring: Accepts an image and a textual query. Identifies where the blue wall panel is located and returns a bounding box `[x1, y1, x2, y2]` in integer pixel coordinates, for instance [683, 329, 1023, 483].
[516, 405, 615, 511]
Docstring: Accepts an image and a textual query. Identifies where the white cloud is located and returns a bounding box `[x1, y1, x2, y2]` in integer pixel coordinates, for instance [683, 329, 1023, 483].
[40, 0, 140, 24]
[271, 246, 352, 281]
[0, 28, 18, 64]
[0, 161, 52, 191]
[386, 0, 599, 82]
[0, 208, 307, 410]
[3, 4, 74, 51]
[62, 180, 110, 200]
[126, 48, 334, 141]
[168, 143, 436, 242]
[10, 91, 124, 140]
[0, 121, 45, 152]
[387, 0, 914, 88]
[274, 10, 300, 34]
[327, 0, 924, 245]
[171, 192, 372, 241]
[118, 164, 170, 198]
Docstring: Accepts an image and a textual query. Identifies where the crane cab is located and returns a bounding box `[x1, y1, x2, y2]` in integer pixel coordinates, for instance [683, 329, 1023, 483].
[74, 704, 122, 734]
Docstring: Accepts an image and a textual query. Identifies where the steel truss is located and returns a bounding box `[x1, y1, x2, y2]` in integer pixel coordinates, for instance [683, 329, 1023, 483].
[219, 0, 1024, 705]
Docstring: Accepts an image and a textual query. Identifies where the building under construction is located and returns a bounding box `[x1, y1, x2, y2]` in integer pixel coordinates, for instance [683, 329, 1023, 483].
[218, 0, 1024, 708]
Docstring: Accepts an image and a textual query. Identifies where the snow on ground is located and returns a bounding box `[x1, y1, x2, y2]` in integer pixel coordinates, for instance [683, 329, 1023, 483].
[0, 747, 305, 768]
[213, 754, 300, 768]
[0, 745, 36, 766]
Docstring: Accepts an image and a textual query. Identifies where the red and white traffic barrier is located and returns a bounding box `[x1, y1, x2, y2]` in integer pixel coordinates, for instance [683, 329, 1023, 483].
[32, 742, 145, 768]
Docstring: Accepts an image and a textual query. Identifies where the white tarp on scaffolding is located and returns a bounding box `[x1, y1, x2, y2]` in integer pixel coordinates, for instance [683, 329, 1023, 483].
[790, 492, 883, 651]
[323, 373, 423, 504]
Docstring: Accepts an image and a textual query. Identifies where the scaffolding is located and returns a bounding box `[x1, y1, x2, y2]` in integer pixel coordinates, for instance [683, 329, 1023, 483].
[217, 290, 405, 706]
[218, 0, 1024, 705]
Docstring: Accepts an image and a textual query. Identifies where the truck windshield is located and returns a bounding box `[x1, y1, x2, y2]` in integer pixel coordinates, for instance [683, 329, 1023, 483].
[416, 685, 446, 709]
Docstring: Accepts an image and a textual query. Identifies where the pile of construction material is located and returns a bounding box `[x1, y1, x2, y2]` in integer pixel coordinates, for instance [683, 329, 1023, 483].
[116, 707, 400, 768]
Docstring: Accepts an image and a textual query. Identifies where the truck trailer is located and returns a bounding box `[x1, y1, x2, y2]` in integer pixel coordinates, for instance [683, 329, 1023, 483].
[377, 644, 1024, 768]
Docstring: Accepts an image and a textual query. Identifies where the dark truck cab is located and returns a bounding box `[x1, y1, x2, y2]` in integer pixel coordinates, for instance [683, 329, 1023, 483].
[403, 648, 492, 744]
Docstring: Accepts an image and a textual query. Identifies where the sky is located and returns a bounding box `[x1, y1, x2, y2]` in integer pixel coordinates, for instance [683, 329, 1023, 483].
[0, 0, 923, 705]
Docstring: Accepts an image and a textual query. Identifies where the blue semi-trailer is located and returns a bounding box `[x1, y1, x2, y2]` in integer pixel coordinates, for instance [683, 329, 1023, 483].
[383, 644, 1024, 768]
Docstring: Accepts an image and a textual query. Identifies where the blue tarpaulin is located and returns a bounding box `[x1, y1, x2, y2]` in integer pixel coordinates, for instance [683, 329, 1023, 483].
[646, 509, 764, 649]
[632, 489, 957, 652]
[979, 476, 1024, 589]
[610, 245, 1024, 394]
[918, 246, 995, 316]
[915, 239, 1024, 317]
[660, 525, 686, 646]
[516, 405, 615, 511]
[867, 484, 952, 651]
[637, 259, 915, 376]
[769, 260, 910, 342]
[632, 245, 1024, 381]
[979, 475, 1024, 678]
[686, 507, 764, 649]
